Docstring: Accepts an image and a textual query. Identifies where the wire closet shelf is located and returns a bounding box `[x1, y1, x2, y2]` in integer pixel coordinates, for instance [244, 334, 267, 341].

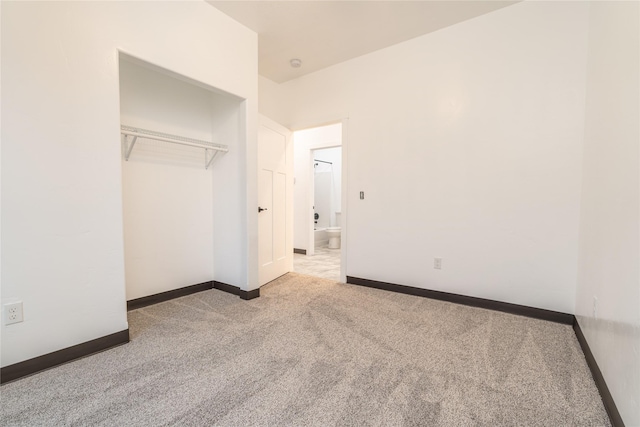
[120, 125, 229, 169]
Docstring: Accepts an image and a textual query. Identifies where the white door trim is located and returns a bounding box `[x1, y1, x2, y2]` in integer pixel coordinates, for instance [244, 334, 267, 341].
[339, 118, 348, 283]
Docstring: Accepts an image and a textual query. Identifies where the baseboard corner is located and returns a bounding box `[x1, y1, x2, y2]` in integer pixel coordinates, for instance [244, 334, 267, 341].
[572, 319, 625, 427]
[240, 288, 260, 300]
[214, 281, 260, 300]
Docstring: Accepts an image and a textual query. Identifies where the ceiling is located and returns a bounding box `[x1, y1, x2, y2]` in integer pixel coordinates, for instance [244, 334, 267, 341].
[208, 1, 519, 83]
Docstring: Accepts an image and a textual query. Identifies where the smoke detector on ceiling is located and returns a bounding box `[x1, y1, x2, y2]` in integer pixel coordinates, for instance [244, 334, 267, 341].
[290, 58, 302, 68]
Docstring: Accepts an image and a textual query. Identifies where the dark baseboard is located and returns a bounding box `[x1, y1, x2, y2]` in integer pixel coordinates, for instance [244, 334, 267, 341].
[1, 329, 129, 384]
[213, 281, 239, 295]
[128, 280, 261, 311]
[240, 288, 260, 300]
[346, 276, 574, 325]
[573, 320, 625, 427]
[293, 248, 307, 255]
[214, 281, 260, 300]
[127, 281, 214, 311]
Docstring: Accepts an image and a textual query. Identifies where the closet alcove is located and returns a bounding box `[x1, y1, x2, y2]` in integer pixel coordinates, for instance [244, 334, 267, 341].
[119, 53, 245, 303]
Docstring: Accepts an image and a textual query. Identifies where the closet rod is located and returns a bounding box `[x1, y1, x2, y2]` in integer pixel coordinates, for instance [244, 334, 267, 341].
[121, 125, 228, 169]
[121, 128, 228, 153]
[314, 159, 332, 165]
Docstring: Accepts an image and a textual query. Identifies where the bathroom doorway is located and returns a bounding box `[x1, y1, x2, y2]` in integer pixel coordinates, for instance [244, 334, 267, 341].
[292, 123, 344, 282]
[313, 147, 342, 247]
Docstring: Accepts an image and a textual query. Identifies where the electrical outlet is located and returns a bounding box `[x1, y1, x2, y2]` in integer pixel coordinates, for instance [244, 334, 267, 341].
[434, 257, 442, 270]
[592, 296, 598, 319]
[4, 302, 23, 325]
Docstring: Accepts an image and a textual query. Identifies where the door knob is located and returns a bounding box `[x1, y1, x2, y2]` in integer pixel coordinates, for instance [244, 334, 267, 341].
[258, 207, 268, 213]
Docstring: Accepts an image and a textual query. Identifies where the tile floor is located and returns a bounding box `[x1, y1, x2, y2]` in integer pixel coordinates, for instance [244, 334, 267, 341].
[293, 245, 341, 282]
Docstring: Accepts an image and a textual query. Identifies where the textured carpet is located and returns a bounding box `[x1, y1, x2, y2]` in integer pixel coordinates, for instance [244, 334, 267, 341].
[1, 273, 610, 426]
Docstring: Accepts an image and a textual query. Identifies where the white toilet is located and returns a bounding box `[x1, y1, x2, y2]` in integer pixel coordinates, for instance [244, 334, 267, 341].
[327, 212, 341, 249]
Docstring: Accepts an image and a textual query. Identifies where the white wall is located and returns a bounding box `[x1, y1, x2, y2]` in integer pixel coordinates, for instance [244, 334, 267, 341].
[258, 76, 286, 126]
[212, 95, 249, 287]
[1, 1, 257, 367]
[269, 1, 589, 313]
[293, 124, 342, 252]
[576, 2, 640, 425]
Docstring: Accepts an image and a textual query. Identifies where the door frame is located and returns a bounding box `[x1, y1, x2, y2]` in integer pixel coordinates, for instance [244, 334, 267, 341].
[294, 118, 349, 283]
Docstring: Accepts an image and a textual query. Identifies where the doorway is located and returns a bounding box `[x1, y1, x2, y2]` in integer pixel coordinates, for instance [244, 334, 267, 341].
[292, 123, 345, 282]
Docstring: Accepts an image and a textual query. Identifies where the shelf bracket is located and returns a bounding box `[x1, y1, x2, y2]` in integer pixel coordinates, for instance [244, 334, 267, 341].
[205, 148, 219, 170]
[123, 135, 138, 161]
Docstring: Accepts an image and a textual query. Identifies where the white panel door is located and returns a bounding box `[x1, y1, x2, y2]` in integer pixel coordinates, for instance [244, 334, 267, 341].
[258, 117, 293, 285]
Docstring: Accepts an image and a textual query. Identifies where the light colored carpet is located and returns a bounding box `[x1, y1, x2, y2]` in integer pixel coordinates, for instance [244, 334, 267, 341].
[1, 273, 610, 426]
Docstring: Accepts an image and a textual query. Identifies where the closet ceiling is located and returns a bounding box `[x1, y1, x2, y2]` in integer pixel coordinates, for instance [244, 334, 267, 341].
[208, 1, 519, 83]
